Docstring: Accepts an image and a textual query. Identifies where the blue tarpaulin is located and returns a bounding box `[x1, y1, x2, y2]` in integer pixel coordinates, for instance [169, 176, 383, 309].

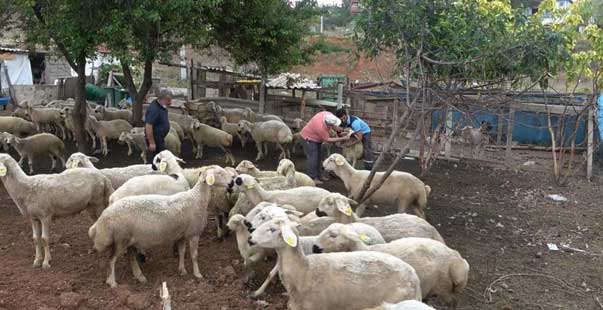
[597, 93, 603, 141]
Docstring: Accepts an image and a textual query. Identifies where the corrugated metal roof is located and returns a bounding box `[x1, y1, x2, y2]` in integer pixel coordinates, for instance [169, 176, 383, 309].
[201, 66, 259, 78]
[0, 46, 29, 53]
[266, 73, 320, 90]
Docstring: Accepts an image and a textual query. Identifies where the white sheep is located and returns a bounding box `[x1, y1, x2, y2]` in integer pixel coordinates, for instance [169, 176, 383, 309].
[65, 152, 153, 189]
[249, 110, 283, 122]
[314, 224, 468, 307]
[220, 116, 246, 147]
[238, 120, 292, 161]
[89, 166, 233, 287]
[168, 112, 197, 151]
[60, 107, 97, 146]
[323, 154, 431, 218]
[228, 172, 298, 217]
[12, 106, 31, 121]
[207, 101, 251, 124]
[230, 174, 330, 215]
[0, 116, 37, 137]
[341, 141, 364, 168]
[25, 102, 66, 139]
[0, 154, 113, 268]
[364, 300, 436, 310]
[5, 133, 65, 174]
[235, 159, 315, 187]
[96, 106, 132, 123]
[190, 120, 235, 165]
[249, 218, 422, 309]
[108, 172, 190, 205]
[459, 121, 491, 159]
[316, 193, 445, 243]
[87, 115, 133, 156]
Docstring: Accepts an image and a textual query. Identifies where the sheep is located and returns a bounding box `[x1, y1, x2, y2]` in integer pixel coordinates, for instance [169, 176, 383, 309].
[25, 103, 66, 139]
[96, 106, 133, 123]
[152, 150, 237, 239]
[313, 228, 469, 309]
[364, 300, 436, 310]
[341, 140, 364, 168]
[249, 218, 422, 309]
[228, 172, 298, 217]
[235, 159, 315, 187]
[238, 120, 292, 161]
[65, 152, 153, 189]
[87, 115, 133, 156]
[4, 133, 65, 174]
[315, 193, 445, 243]
[207, 101, 251, 124]
[323, 154, 431, 218]
[108, 172, 190, 205]
[12, 106, 31, 121]
[220, 116, 247, 147]
[230, 174, 331, 215]
[89, 166, 233, 288]
[459, 121, 491, 159]
[190, 119, 235, 165]
[0, 154, 113, 269]
[0, 116, 37, 137]
[248, 110, 283, 123]
[169, 121, 185, 141]
[59, 107, 97, 146]
[168, 112, 197, 151]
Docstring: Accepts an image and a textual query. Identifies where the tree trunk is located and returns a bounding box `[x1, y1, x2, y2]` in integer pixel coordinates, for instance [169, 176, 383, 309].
[259, 75, 266, 114]
[122, 60, 153, 127]
[72, 57, 88, 153]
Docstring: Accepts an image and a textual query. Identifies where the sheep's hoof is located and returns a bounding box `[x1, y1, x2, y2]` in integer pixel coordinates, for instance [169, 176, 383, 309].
[32, 259, 42, 268]
[193, 272, 203, 279]
[136, 275, 148, 283]
[42, 262, 51, 269]
[179, 269, 188, 276]
[248, 291, 263, 299]
[106, 278, 118, 288]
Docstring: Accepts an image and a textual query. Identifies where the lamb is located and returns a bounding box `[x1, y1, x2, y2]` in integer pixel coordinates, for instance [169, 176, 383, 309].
[249, 218, 422, 309]
[238, 120, 292, 161]
[0, 154, 113, 269]
[152, 150, 237, 238]
[0, 116, 37, 137]
[4, 133, 65, 174]
[315, 193, 445, 243]
[230, 174, 331, 215]
[248, 110, 283, 122]
[190, 119, 235, 165]
[323, 153, 431, 218]
[25, 102, 66, 139]
[65, 152, 153, 189]
[235, 159, 315, 187]
[363, 300, 436, 310]
[220, 116, 246, 147]
[341, 141, 364, 168]
[96, 106, 133, 123]
[207, 101, 251, 124]
[314, 227, 469, 308]
[87, 115, 133, 156]
[108, 171, 190, 205]
[89, 166, 233, 287]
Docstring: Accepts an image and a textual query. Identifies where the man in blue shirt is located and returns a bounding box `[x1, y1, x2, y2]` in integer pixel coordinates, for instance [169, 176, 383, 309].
[335, 108, 373, 170]
[145, 90, 172, 169]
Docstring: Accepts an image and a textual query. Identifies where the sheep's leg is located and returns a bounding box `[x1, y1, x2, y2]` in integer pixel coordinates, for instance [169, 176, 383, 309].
[140, 151, 147, 164]
[17, 155, 24, 167]
[250, 263, 279, 298]
[277, 143, 288, 160]
[195, 143, 204, 159]
[49, 154, 56, 171]
[263, 142, 269, 157]
[177, 239, 188, 276]
[126, 141, 133, 156]
[127, 247, 147, 283]
[188, 236, 203, 279]
[101, 137, 108, 156]
[254, 141, 264, 161]
[40, 217, 52, 268]
[106, 243, 126, 288]
[57, 124, 66, 140]
[238, 133, 246, 148]
[355, 202, 368, 217]
[27, 155, 34, 174]
[31, 219, 43, 268]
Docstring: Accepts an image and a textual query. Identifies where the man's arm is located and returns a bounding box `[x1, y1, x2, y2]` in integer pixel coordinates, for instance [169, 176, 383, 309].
[145, 123, 156, 151]
[325, 130, 353, 143]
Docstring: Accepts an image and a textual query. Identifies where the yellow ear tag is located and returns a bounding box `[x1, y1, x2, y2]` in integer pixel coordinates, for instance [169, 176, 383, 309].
[159, 161, 167, 172]
[205, 174, 215, 186]
[246, 183, 255, 189]
[281, 225, 298, 247]
[335, 157, 344, 166]
[0, 166, 6, 177]
[359, 233, 370, 244]
[336, 201, 353, 216]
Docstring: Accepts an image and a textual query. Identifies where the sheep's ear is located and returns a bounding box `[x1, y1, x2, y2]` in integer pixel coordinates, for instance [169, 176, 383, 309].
[0, 162, 7, 176]
[283, 208, 303, 217]
[358, 233, 371, 244]
[176, 157, 186, 164]
[205, 171, 215, 186]
[281, 225, 298, 247]
[335, 200, 353, 217]
[346, 198, 358, 206]
[87, 156, 99, 163]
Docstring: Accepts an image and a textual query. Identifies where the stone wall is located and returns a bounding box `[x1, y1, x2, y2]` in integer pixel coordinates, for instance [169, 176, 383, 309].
[12, 85, 59, 105]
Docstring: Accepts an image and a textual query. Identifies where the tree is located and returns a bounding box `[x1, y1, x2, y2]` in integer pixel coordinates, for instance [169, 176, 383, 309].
[8, 1, 110, 152]
[102, 0, 218, 126]
[207, 0, 318, 112]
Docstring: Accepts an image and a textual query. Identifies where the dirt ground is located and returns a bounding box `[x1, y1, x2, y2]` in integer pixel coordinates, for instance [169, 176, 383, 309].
[0, 139, 602, 310]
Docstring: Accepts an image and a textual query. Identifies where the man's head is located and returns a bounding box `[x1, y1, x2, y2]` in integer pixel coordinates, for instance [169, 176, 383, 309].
[335, 108, 348, 124]
[157, 90, 173, 107]
[324, 113, 341, 128]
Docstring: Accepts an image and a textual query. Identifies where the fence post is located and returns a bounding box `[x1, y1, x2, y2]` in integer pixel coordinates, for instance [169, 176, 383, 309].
[505, 104, 515, 164]
[259, 77, 266, 114]
[445, 109, 453, 158]
[587, 104, 594, 180]
[337, 83, 344, 109]
[497, 110, 504, 145]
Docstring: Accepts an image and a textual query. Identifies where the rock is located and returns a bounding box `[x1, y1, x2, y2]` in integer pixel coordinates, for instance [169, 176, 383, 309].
[255, 300, 270, 307]
[535, 252, 542, 258]
[127, 294, 149, 310]
[59, 292, 84, 308]
[223, 265, 236, 276]
[496, 223, 505, 228]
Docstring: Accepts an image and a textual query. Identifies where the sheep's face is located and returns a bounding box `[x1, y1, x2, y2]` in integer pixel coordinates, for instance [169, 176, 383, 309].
[314, 223, 359, 254]
[323, 154, 347, 171]
[192, 120, 202, 130]
[226, 214, 246, 231]
[235, 160, 257, 175]
[317, 193, 356, 218]
[0, 154, 12, 176]
[276, 159, 294, 175]
[201, 166, 233, 188]
[153, 150, 184, 173]
[237, 120, 251, 134]
[248, 205, 288, 233]
[229, 174, 258, 193]
[249, 218, 299, 249]
[4, 134, 16, 147]
[118, 132, 128, 143]
[292, 118, 304, 130]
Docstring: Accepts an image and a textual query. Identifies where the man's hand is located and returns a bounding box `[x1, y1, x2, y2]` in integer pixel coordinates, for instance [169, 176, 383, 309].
[148, 143, 156, 152]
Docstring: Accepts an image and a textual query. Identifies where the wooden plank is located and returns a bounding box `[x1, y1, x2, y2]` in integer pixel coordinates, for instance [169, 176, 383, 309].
[2, 61, 16, 105]
[445, 109, 453, 158]
[505, 104, 515, 164]
[587, 105, 594, 180]
[496, 111, 504, 145]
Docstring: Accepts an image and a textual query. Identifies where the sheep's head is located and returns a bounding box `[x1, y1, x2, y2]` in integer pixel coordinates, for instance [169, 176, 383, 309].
[323, 154, 348, 171]
[226, 214, 246, 232]
[118, 132, 128, 144]
[237, 120, 252, 134]
[66, 152, 98, 169]
[313, 223, 362, 254]
[316, 193, 357, 218]
[249, 217, 300, 249]
[276, 159, 295, 176]
[235, 160, 258, 175]
[59, 107, 71, 120]
[219, 116, 228, 124]
[199, 165, 233, 188]
[229, 174, 259, 193]
[191, 120, 204, 130]
[152, 150, 184, 173]
[0, 132, 12, 151]
[0, 153, 16, 176]
[3, 133, 17, 147]
[246, 203, 303, 233]
[292, 118, 305, 131]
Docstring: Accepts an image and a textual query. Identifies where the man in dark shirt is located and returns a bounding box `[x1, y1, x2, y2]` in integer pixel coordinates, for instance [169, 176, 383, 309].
[145, 90, 172, 169]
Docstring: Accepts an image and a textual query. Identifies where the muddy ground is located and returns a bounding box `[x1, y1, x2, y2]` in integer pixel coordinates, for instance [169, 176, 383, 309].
[0, 139, 602, 310]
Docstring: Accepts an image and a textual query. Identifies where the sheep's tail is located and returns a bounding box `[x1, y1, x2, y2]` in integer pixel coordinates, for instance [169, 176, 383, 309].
[450, 257, 470, 294]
